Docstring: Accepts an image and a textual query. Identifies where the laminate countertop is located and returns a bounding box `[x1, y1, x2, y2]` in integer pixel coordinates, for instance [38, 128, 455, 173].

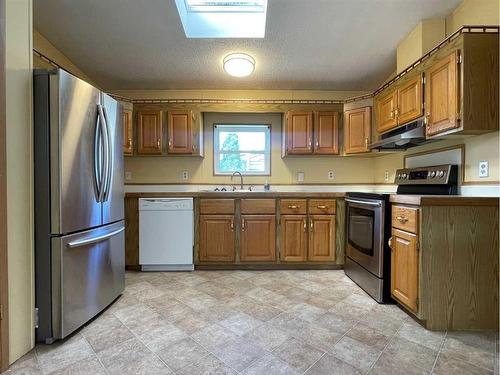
[389, 194, 499, 206]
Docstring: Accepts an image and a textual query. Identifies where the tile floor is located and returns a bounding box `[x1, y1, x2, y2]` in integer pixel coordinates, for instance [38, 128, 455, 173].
[2, 270, 498, 375]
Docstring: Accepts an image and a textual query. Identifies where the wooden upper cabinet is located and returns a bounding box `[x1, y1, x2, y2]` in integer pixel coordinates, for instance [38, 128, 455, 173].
[391, 228, 419, 313]
[425, 51, 460, 137]
[314, 111, 339, 154]
[376, 90, 398, 133]
[241, 215, 276, 262]
[199, 215, 235, 262]
[122, 109, 133, 155]
[308, 215, 336, 262]
[344, 107, 371, 154]
[168, 110, 192, 154]
[285, 111, 313, 155]
[397, 74, 423, 125]
[137, 110, 163, 155]
[280, 215, 307, 262]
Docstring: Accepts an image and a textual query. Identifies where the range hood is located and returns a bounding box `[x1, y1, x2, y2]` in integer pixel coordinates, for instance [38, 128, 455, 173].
[369, 119, 430, 150]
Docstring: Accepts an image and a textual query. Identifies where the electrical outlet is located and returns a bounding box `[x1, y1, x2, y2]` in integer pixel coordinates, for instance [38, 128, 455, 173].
[182, 170, 189, 180]
[327, 171, 335, 180]
[384, 170, 389, 182]
[479, 161, 489, 178]
[297, 172, 305, 182]
[125, 171, 132, 181]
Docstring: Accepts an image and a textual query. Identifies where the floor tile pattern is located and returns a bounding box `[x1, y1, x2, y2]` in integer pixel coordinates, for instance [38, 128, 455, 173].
[2, 270, 498, 375]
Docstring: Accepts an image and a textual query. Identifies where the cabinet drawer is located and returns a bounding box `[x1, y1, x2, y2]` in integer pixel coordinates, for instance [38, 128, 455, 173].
[280, 199, 307, 214]
[309, 199, 336, 215]
[241, 199, 276, 214]
[200, 199, 235, 214]
[392, 205, 418, 233]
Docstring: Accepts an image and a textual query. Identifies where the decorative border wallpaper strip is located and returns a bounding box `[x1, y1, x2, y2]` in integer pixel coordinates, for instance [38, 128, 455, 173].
[33, 25, 499, 105]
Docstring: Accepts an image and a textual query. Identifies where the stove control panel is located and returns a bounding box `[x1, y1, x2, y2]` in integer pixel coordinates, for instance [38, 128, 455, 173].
[394, 164, 458, 185]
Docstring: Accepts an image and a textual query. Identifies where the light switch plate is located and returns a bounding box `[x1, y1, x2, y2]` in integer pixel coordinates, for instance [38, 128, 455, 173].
[297, 172, 305, 182]
[182, 170, 189, 180]
[125, 171, 132, 181]
[479, 161, 489, 178]
[327, 171, 335, 180]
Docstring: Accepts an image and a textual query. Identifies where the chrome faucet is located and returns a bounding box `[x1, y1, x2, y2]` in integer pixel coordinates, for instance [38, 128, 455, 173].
[231, 171, 244, 191]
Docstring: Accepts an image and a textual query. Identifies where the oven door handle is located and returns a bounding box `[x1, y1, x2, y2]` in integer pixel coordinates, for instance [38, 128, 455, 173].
[345, 198, 382, 207]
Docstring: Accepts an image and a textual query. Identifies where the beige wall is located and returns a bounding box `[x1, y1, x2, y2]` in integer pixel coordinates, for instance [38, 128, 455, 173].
[373, 132, 500, 184]
[446, 0, 500, 35]
[6, 0, 34, 364]
[125, 112, 376, 185]
[396, 19, 446, 73]
[33, 29, 95, 85]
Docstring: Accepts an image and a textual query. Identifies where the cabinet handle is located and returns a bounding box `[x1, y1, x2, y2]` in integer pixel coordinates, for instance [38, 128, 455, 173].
[303, 219, 307, 232]
[309, 220, 313, 232]
[168, 139, 172, 148]
[396, 215, 408, 223]
[388, 237, 393, 249]
[157, 139, 160, 148]
[395, 108, 399, 118]
[365, 138, 369, 148]
[315, 140, 319, 148]
[287, 205, 299, 209]
[127, 138, 132, 148]
[230, 220, 234, 231]
[390, 109, 395, 119]
[242, 219, 245, 231]
[192, 143, 197, 152]
[308, 139, 312, 148]
[317, 205, 327, 209]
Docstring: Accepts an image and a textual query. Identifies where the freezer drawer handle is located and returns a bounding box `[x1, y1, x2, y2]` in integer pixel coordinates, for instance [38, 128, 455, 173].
[345, 198, 381, 207]
[66, 227, 124, 248]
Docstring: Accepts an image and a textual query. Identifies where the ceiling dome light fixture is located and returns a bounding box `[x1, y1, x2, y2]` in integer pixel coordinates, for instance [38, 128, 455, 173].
[223, 53, 255, 77]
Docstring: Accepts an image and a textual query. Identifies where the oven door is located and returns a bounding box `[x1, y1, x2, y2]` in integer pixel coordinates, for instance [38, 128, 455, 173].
[345, 197, 385, 277]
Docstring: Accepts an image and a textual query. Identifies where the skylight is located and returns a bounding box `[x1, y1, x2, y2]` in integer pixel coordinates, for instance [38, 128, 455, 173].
[175, 0, 267, 38]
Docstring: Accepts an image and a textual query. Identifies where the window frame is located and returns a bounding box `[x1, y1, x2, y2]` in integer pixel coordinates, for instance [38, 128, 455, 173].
[213, 123, 271, 176]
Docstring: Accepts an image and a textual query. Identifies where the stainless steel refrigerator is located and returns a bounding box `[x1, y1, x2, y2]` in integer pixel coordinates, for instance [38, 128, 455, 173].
[34, 69, 125, 343]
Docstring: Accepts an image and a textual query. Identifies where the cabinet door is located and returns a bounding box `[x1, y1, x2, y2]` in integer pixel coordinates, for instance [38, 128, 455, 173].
[280, 215, 307, 262]
[344, 107, 371, 154]
[390, 228, 419, 312]
[137, 110, 162, 155]
[168, 111, 192, 154]
[285, 111, 313, 154]
[241, 215, 276, 262]
[308, 215, 336, 262]
[397, 74, 423, 125]
[425, 51, 460, 137]
[122, 109, 133, 155]
[313, 111, 339, 154]
[376, 90, 398, 133]
[199, 215, 235, 262]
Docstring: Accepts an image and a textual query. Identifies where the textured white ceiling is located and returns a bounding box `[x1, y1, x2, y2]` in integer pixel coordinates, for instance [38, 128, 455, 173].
[33, 0, 461, 91]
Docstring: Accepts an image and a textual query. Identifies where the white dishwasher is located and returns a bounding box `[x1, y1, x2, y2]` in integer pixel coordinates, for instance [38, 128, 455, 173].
[139, 198, 194, 271]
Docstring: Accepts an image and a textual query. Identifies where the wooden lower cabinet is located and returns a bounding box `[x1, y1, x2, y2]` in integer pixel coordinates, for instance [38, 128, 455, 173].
[390, 228, 419, 313]
[199, 215, 235, 262]
[280, 215, 307, 262]
[240, 215, 276, 262]
[308, 215, 336, 261]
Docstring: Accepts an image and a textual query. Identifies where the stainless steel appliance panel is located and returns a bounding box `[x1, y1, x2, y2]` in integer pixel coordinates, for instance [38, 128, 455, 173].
[345, 198, 385, 277]
[51, 221, 125, 339]
[101, 93, 124, 224]
[50, 70, 102, 234]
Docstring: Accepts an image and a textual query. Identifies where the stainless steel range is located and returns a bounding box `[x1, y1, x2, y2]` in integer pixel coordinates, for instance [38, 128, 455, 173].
[344, 164, 458, 303]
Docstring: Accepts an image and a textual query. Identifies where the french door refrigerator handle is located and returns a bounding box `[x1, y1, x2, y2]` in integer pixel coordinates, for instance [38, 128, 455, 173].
[66, 227, 124, 248]
[102, 104, 113, 202]
[93, 106, 104, 202]
[97, 103, 109, 202]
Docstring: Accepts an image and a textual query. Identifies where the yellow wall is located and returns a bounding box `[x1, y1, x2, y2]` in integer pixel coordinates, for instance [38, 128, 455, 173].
[396, 19, 446, 73]
[373, 132, 500, 184]
[446, 0, 500, 35]
[125, 112, 376, 185]
[33, 29, 95, 85]
[6, 0, 34, 363]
